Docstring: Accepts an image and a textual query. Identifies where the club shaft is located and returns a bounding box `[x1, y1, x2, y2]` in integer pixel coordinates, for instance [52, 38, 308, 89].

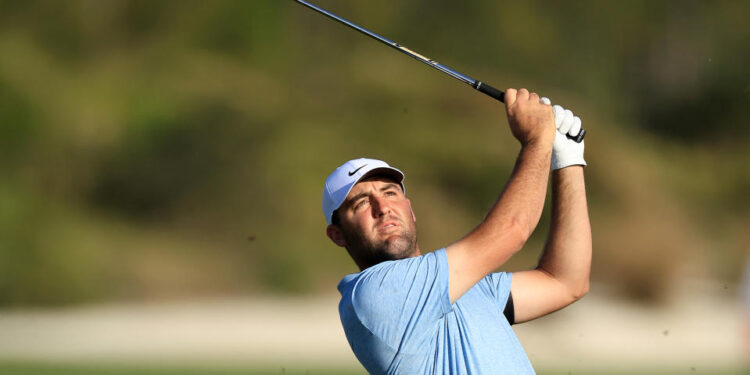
[295, 1, 478, 88]
[295, 0, 587, 143]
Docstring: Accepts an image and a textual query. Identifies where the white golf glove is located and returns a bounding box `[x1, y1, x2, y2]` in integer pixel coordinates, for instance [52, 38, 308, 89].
[541, 97, 586, 170]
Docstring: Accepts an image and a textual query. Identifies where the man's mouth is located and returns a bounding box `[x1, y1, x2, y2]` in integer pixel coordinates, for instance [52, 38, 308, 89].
[377, 220, 399, 232]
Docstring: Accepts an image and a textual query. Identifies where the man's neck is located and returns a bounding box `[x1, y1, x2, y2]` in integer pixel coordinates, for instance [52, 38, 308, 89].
[357, 247, 422, 271]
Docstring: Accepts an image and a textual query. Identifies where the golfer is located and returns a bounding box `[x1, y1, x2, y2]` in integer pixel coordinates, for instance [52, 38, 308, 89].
[322, 88, 591, 374]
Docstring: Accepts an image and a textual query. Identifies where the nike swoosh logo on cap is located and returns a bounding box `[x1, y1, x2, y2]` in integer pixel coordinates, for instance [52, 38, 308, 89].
[348, 165, 367, 176]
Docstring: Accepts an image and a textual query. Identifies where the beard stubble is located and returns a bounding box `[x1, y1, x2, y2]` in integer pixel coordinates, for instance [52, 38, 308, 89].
[343, 220, 418, 267]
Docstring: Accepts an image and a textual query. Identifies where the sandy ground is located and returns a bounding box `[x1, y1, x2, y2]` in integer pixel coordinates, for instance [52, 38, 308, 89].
[0, 280, 745, 372]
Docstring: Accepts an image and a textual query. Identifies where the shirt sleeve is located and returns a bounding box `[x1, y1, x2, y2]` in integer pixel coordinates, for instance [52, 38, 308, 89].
[483, 271, 513, 311]
[349, 249, 452, 352]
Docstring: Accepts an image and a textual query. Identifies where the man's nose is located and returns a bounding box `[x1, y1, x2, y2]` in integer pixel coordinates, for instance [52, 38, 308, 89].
[370, 196, 391, 217]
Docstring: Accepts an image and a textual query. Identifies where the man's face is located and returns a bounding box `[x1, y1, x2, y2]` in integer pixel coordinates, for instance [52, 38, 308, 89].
[333, 176, 418, 267]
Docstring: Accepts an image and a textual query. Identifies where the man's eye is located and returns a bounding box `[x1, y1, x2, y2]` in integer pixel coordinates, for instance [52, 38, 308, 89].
[385, 191, 396, 196]
[354, 200, 367, 210]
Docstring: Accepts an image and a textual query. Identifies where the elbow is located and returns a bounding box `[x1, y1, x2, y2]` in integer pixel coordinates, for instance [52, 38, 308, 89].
[570, 279, 590, 301]
[506, 219, 533, 254]
[509, 215, 535, 248]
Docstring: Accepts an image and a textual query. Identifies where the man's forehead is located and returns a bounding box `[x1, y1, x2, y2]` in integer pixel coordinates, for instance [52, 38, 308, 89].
[346, 176, 401, 199]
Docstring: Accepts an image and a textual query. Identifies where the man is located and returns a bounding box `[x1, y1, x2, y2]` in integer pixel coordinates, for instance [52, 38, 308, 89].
[322, 88, 591, 374]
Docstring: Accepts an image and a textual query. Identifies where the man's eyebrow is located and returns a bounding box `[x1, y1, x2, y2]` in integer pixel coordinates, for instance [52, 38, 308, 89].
[380, 183, 400, 192]
[345, 192, 368, 208]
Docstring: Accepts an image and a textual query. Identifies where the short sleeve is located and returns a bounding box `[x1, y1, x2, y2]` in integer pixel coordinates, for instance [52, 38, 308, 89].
[349, 249, 452, 351]
[483, 271, 513, 310]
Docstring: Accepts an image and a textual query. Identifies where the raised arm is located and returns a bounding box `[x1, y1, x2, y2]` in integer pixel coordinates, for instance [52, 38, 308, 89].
[445, 88, 556, 303]
[511, 103, 592, 323]
[511, 166, 591, 323]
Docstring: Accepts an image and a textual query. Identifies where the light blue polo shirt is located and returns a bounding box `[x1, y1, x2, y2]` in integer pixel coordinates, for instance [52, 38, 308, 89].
[338, 248, 535, 374]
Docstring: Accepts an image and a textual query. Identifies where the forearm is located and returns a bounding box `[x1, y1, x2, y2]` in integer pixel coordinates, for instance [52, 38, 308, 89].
[537, 166, 592, 298]
[446, 87, 556, 303]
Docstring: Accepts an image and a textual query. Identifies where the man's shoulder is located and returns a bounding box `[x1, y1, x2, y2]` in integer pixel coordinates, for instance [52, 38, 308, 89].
[338, 249, 447, 292]
[336, 259, 394, 295]
[338, 249, 450, 319]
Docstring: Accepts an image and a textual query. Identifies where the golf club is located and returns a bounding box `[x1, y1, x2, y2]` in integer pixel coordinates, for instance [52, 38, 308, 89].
[294, 0, 586, 143]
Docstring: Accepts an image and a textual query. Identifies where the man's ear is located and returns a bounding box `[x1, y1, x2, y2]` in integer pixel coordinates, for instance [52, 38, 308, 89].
[407, 198, 416, 222]
[327, 224, 347, 247]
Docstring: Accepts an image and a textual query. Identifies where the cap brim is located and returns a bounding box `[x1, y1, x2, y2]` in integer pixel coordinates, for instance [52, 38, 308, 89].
[358, 167, 404, 187]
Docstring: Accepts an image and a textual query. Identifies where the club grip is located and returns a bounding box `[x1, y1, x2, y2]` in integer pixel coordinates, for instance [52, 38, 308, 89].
[474, 81, 586, 143]
[473, 81, 505, 103]
[569, 129, 586, 143]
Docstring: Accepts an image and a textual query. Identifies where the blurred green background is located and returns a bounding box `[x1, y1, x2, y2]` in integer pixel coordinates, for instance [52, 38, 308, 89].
[1, 0, 747, 305]
[0, 0, 748, 373]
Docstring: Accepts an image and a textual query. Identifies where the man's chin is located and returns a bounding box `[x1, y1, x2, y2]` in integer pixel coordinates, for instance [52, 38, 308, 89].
[345, 227, 417, 267]
[381, 236, 416, 259]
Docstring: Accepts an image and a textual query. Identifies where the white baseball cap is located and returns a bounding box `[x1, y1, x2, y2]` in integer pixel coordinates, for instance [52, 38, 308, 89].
[322, 158, 405, 225]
